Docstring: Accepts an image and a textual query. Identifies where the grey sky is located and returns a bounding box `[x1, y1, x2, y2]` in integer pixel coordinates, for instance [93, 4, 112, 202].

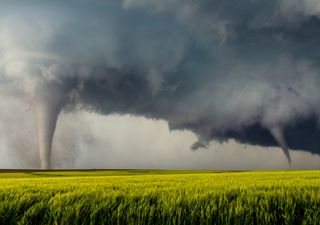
[1, 0, 320, 168]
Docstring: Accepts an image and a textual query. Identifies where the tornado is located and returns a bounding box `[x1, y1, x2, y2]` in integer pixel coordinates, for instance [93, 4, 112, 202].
[269, 127, 291, 164]
[34, 80, 67, 169]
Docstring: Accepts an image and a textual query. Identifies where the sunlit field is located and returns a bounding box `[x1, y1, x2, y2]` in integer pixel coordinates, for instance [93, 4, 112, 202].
[1, 170, 320, 225]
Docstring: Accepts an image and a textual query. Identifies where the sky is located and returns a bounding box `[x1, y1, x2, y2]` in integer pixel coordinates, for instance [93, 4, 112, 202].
[1, 0, 320, 169]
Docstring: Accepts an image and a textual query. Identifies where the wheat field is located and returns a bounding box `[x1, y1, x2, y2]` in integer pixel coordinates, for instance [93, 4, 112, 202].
[0, 170, 319, 225]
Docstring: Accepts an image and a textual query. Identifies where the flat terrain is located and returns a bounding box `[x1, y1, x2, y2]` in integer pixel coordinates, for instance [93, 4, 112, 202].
[0, 170, 320, 225]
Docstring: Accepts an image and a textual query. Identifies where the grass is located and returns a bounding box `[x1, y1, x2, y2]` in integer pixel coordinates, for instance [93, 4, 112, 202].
[0, 170, 319, 224]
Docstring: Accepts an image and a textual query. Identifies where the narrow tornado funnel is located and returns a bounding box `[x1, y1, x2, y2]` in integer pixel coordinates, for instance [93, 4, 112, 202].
[269, 126, 291, 164]
[34, 80, 67, 169]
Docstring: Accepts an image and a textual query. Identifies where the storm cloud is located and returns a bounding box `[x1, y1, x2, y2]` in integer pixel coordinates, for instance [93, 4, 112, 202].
[1, 0, 320, 168]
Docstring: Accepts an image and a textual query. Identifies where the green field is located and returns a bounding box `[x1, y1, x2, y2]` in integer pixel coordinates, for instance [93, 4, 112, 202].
[0, 170, 320, 225]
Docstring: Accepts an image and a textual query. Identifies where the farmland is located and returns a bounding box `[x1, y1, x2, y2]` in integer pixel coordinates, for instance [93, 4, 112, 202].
[0, 170, 320, 225]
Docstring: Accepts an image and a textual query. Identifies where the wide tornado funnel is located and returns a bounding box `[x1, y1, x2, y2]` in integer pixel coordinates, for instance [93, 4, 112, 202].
[34, 80, 67, 169]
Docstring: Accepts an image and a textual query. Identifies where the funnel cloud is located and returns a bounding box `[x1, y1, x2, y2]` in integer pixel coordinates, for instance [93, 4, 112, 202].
[1, 0, 320, 168]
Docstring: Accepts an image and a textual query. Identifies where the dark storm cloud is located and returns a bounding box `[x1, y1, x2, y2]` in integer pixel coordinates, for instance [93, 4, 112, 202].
[1, 0, 320, 167]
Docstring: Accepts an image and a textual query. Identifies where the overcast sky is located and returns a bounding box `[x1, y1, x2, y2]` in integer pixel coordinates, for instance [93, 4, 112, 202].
[1, 0, 320, 169]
